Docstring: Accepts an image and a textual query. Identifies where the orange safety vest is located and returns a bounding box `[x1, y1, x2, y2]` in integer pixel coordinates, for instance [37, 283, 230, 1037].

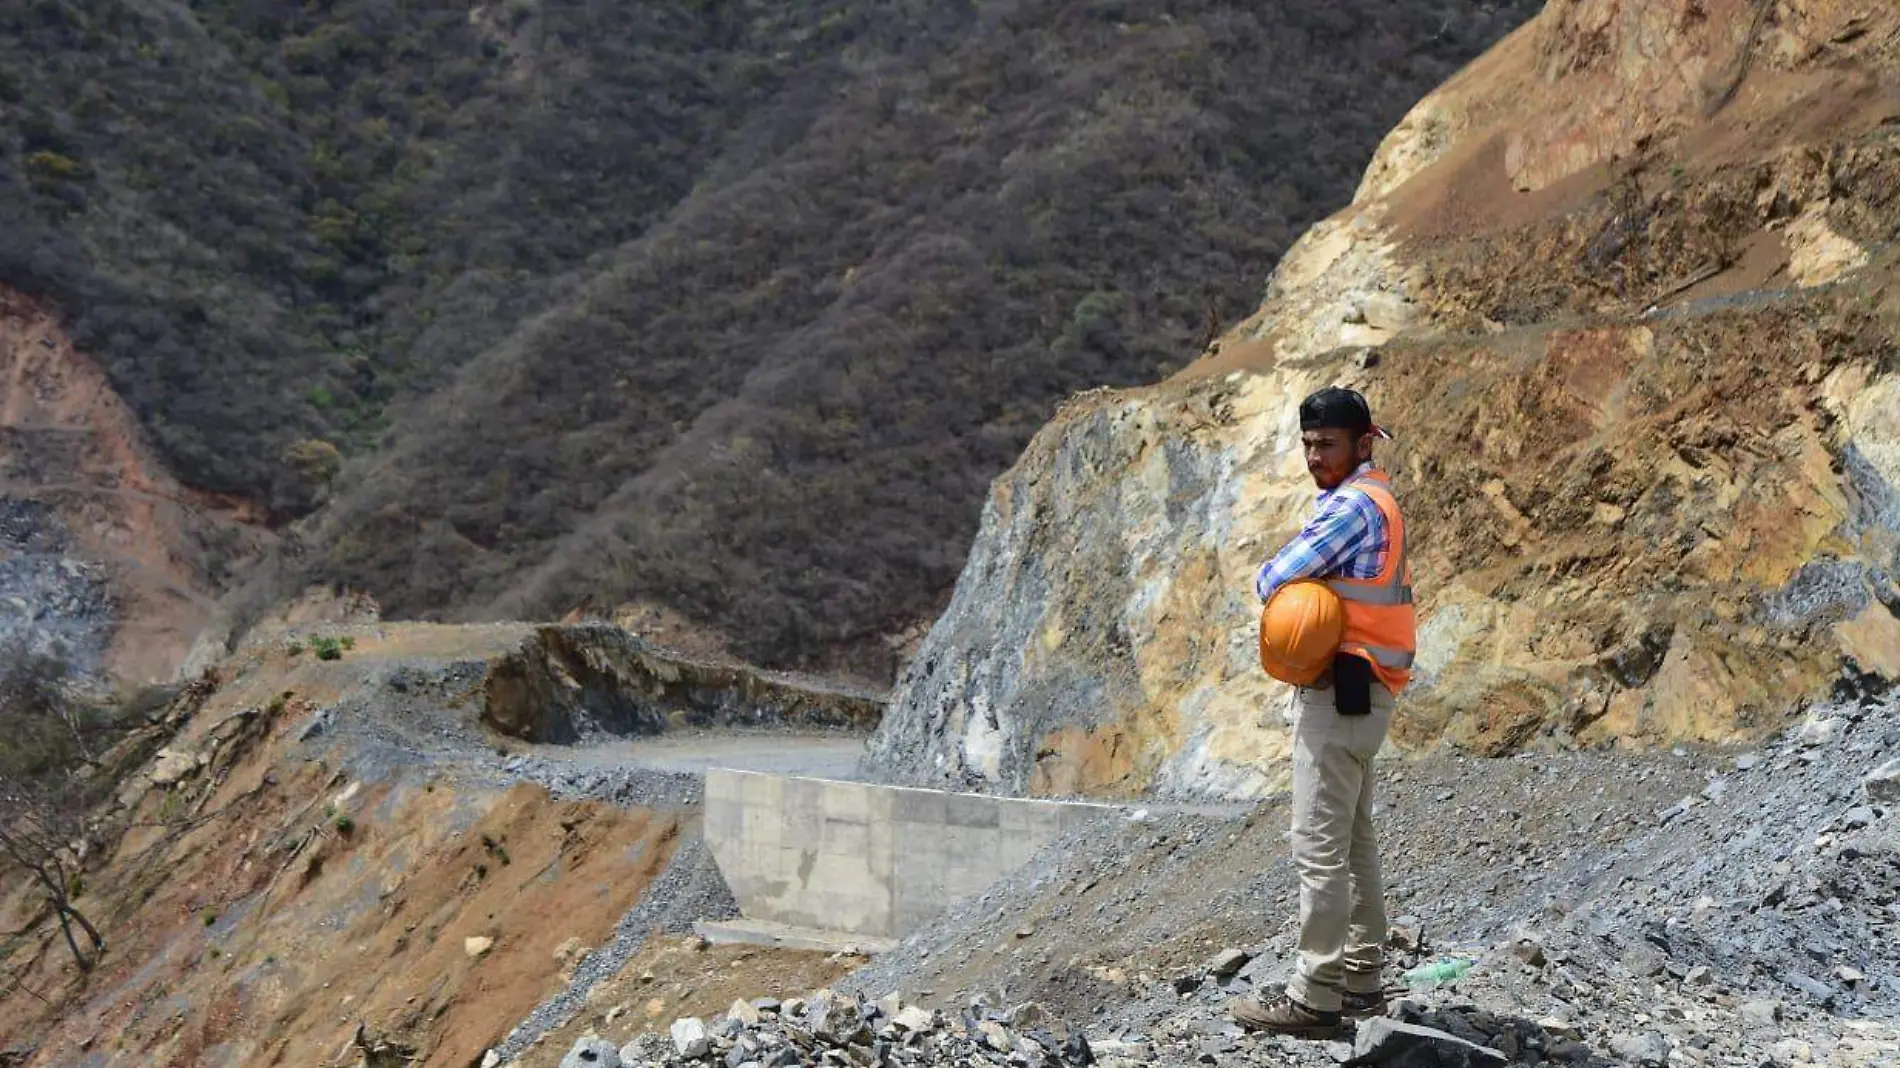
[1326, 469, 1417, 694]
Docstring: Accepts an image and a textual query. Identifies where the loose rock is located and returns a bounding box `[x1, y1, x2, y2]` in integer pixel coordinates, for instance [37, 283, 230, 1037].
[671, 1018, 711, 1059]
[1608, 1031, 1669, 1067]
[560, 1035, 623, 1068]
[1351, 1019, 1507, 1067]
[1206, 948, 1252, 980]
[728, 999, 762, 1027]
[1866, 758, 1900, 801]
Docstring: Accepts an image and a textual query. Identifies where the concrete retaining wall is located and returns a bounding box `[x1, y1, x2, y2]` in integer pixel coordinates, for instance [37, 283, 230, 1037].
[705, 769, 1119, 939]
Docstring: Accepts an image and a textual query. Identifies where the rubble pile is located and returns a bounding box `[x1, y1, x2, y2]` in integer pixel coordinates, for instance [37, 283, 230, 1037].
[552, 991, 1095, 1068]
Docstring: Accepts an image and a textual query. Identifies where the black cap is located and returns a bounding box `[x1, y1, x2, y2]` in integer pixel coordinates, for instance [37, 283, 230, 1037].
[1299, 386, 1393, 440]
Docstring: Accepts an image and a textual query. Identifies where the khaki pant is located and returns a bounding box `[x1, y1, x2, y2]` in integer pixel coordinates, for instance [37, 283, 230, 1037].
[1285, 680, 1394, 1013]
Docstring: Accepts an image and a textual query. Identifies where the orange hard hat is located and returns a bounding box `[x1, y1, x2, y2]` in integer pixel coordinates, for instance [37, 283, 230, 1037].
[1258, 580, 1345, 685]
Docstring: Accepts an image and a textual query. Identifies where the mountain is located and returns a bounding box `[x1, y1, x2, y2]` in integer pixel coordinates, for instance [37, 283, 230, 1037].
[6, 5, 1900, 1067]
[0, 0, 1539, 680]
[865, 0, 1900, 796]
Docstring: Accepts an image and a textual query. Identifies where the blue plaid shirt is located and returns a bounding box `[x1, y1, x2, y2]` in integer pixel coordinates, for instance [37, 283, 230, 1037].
[1254, 463, 1390, 602]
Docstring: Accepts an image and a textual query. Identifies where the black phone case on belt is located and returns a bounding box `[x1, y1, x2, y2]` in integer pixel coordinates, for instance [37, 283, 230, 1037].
[1332, 652, 1373, 716]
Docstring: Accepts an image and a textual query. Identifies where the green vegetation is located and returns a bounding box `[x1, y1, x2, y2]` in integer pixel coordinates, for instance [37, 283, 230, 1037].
[1, 0, 1538, 677]
[311, 637, 345, 661]
[480, 832, 510, 866]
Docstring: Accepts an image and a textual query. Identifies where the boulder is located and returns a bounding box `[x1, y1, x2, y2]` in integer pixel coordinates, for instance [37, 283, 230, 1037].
[1608, 1031, 1669, 1067]
[1739, 1000, 1783, 1027]
[1350, 1019, 1507, 1068]
[1205, 948, 1253, 980]
[1864, 759, 1900, 802]
[671, 1017, 712, 1059]
[558, 1036, 622, 1068]
[1008, 1002, 1047, 1029]
[979, 1020, 1016, 1053]
[894, 1006, 937, 1033]
[729, 998, 763, 1027]
[806, 993, 866, 1045]
[150, 747, 198, 786]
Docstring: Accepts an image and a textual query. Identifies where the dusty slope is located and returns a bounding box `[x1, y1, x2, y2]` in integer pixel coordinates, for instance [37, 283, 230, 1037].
[0, 606, 878, 1067]
[866, 0, 1900, 799]
[0, 288, 261, 682]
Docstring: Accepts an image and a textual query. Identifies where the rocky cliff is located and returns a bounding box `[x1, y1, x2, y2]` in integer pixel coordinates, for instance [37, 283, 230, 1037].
[866, 0, 1900, 799]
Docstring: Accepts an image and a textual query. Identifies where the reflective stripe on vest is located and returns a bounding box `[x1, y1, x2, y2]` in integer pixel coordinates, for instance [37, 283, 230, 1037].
[1350, 642, 1416, 669]
[1324, 470, 1417, 693]
[1333, 583, 1413, 607]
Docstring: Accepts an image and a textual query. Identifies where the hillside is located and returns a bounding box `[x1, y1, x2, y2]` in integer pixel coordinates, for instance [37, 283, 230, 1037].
[865, 0, 1900, 796]
[0, 0, 1539, 679]
[4, 4, 1900, 1068]
[0, 289, 258, 683]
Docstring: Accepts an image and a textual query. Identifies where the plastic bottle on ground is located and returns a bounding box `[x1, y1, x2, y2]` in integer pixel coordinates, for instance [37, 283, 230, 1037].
[1401, 958, 1474, 986]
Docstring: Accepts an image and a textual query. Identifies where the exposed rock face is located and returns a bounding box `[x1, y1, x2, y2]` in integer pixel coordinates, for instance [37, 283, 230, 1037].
[867, 0, 1900, 798]
[0, 288, 263, 682]
[481, 623, 886, 743]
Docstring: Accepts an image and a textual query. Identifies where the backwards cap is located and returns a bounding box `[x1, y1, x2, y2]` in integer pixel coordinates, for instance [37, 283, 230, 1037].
[1299, 386, 1393, 441]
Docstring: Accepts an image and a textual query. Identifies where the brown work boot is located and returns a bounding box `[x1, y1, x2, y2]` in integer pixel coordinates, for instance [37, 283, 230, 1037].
[1226, 991, 1343, 1038]
[1341, 989, 1388, 1018]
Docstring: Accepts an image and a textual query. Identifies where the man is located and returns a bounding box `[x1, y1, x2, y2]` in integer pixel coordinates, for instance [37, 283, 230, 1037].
[1228, 385, 1417, 1037]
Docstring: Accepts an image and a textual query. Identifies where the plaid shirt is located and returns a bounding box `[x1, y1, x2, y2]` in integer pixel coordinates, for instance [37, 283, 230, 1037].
[1254, 463, 1390, 602]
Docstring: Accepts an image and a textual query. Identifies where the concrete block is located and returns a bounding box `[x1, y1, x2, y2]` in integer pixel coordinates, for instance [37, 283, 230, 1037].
[696, 918, 898, 954]
[820, 817, 871, 857]
[705, 770, 740, 803]
[741, 806, 781, 847]
[945, 792, 1003, 828]
[892, 788, 948, 823]
[741, 772, 784, 808]
[945, 824, 997, 862]
[782, 779, 825, 823]
[705, 799, 742, 838]
[778, 845, 817, 887]
[821, 784, 873, 823]
[866, 813, 895, 868]
[705, 771, 1117, 942]
[998, 838, 1042, 870]
[997, 802, 1037, 833]
[781, 793, 823, 846]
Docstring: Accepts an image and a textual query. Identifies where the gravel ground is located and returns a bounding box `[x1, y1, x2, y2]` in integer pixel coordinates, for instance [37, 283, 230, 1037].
[292, 653, 709, 810]
[247, 623, 1899, 1068]
[830, 687, 1900, 1067]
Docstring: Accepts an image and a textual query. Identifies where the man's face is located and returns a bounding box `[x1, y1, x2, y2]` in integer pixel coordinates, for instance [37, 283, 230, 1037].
[1302, 427, 1369, 490]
